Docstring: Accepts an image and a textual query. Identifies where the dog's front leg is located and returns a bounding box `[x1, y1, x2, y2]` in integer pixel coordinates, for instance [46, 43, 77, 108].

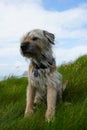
[45, 86, 57, 122]
[25, 83, 36, 117]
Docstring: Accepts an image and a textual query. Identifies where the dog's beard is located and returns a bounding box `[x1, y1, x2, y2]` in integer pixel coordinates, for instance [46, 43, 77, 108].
[21, 43, 41, 59]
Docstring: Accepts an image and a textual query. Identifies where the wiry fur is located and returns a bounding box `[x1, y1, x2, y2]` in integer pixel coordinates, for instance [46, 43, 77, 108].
[30, 64, 62, 103]
[20, 29, 67, 122]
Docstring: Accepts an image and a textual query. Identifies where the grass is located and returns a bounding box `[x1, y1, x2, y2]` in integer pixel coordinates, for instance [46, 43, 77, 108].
[0, 55, 87, 130]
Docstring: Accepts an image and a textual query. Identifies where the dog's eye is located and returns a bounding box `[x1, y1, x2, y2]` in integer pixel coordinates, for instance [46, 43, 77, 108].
[32, 37, 39, 41]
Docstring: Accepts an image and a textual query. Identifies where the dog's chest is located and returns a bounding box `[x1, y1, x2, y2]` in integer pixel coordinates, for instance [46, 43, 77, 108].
[30, 67, 62, 99]
[30, 68, 50, 93]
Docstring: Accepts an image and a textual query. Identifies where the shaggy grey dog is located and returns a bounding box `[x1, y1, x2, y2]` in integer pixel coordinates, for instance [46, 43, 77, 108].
[20, 29, 67, 121]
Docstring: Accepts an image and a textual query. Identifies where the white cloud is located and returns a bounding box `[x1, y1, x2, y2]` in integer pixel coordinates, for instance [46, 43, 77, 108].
[0, 1, 44, 41]
[0, 0, 87, 77]
[54, 45, 87, 65]
[0, 61, 28, 76]
[11, 61, 28, 75]
[0, 1, 87, 41]
[0, 47, 18, 56]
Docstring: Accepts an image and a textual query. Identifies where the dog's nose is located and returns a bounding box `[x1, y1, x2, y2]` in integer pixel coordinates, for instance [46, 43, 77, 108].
[21, 42, 29, 52]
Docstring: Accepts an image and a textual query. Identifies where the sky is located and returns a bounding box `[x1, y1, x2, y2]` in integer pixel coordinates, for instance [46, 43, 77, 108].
[0, 0, 87, 77]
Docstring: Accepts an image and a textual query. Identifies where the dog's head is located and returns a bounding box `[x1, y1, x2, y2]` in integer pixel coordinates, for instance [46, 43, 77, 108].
[20, 29, 55, 59]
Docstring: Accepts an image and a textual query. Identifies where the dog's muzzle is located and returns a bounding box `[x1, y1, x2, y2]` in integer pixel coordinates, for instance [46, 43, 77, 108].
[21, 42, 30, 53]
[20, 42, 41, 57]
[21, 42, 35, 54]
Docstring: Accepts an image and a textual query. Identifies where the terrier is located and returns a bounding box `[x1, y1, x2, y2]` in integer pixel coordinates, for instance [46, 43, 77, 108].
[20, 29, 67, 121]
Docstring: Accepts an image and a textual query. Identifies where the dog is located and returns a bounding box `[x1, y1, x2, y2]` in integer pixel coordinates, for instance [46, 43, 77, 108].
[20, 29, 67, 122]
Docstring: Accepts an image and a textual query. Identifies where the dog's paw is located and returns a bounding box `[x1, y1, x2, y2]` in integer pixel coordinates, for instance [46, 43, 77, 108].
[45, 109, 55, 122]
[24, 109, 34, 118]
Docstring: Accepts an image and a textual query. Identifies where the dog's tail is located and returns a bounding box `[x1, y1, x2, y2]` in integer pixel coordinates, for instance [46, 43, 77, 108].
[63, 80, 68, 91]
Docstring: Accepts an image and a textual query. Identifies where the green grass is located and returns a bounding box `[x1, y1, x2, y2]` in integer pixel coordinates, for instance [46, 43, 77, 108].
[0, 55, 87, 130]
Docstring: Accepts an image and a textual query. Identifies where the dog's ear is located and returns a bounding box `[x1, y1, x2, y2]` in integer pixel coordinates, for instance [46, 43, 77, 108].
[43, 30, 55, 44]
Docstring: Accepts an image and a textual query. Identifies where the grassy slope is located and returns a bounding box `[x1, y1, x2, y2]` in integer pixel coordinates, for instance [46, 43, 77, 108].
[0, 55, 87, 130]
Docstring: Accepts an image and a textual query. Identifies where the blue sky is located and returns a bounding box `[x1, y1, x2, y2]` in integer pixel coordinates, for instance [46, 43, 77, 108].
[42, 0, 87, 11]
[0, 0, 87, 77]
